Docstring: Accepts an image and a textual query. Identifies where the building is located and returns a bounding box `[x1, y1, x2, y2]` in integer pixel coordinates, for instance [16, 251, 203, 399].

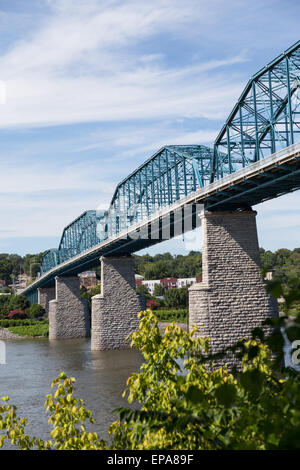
[176, 276, 202, 288]
[78, 271, 98, 290]
[8, 274, 31, 294]
[135, 274, 144, 286]
[160, 277, 178, 290]
[139, 276, 202, 295]
[264, 271, 273, 281]
[141, 279, 161, 295]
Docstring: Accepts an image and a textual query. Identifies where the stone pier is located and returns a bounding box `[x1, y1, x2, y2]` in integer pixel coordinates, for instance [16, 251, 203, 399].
[49, 276, 90, 340]
[91, 256, 146, 350]
[38, 287, 55, 317]
[189, 210, 278, 367]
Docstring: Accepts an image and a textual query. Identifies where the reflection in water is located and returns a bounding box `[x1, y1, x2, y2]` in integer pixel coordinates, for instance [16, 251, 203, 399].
[0, 338, 143, 443]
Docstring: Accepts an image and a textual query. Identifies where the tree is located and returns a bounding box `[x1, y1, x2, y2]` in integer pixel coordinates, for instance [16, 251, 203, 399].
[0, 307, 300, 450]
[22, 253, 45, 276]
[0, 295, 12, 316]
[29, 304, 45, 319]
[8, 294, 29, 312]
[153, 283, 164, 297]
[0, 257, 13, 284]
[81, 284, 101, 312]
[136, 284, 149, 295]
[1, 287, 12, 294]
[164, 287, 188, 308]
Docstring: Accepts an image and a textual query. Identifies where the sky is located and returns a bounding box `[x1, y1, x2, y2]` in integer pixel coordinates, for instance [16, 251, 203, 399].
[0, 0, 299, 256]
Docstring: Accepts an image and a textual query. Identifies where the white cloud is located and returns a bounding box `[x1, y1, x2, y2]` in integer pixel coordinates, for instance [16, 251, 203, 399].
[0, 0, 246, 128]
[1, 0, 299, 253]
[80, 124, 219, 155]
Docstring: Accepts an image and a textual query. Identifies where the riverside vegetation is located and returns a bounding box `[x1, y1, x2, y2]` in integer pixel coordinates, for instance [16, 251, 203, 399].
[0, 294, 48, 337]
[0, 281, 299, 450]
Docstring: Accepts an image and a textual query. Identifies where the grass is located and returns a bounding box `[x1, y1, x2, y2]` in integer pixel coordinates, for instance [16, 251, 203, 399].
[155, 308, 188, 323]
[0, 318, 49, 337]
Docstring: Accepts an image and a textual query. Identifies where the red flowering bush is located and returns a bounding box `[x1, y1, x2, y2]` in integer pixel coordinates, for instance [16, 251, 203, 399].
[7, 309, 28, 320]
[146, 299, 160, 310]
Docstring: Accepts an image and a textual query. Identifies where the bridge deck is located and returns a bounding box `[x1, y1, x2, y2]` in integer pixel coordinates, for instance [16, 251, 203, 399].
[22, 142, 300, 294]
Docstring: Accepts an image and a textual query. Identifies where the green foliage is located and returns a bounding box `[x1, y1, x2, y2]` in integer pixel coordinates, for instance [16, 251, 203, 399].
[136, 284, 149, 295]
[153, 283, 164, 296]
[1, 287, 12, 294]
[164, 287, 188, 308]
[22, 253, 45, 277]
[0, 252, 46, 285]
[8, 321, 49, 337]
[261, 247, 300, 289]
[0, 318, 49, 337]
[8, 295, 29, 312]
[0, 294, 300, 449]
[109, 310, 300, 450]
[0, 254, 23, 284]
[133, 251, 202, 280]
[29, 304, 45, 319]
[155, 309, 188, 323]
[0, 295, 12, 316]
[80, 284, 101, 311]
[0, 373, 107, 450]
[0, 318, 47, 328]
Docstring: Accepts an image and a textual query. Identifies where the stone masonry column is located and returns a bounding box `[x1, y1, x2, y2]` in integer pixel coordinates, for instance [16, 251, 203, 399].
[49, 276, 90, 340]
[189, 210, 278, 367]
[38, 287, 55, 317]
[91, 256, 146, 350]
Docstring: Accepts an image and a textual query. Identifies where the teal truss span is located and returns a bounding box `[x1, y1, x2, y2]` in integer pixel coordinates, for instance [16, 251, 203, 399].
[35, 40, 300, 280]
[40, 145, 216, 275]
[212, 40, 300, 180]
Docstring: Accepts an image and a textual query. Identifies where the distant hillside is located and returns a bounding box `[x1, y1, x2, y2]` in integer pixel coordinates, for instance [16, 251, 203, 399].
[0, 248, 299, 291]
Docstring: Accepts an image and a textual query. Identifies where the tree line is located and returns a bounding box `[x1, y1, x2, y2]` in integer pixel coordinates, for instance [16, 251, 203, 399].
[1, 247, 300, 290]
[133, 251, 203, 279]
[0, 252, 45, 285]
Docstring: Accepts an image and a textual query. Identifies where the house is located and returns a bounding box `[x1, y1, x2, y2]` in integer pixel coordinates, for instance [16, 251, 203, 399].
[135, 274, 144, 286]
[160, 277, 178, 290]
[78, 271, 98, 290]
[141, 279, 161, 295]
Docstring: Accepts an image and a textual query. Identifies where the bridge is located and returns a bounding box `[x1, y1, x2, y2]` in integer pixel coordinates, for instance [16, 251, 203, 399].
[22, 40, 300, 362]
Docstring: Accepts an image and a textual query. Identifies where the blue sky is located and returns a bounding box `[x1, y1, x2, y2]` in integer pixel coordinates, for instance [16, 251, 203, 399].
[0, 0, 300, 256]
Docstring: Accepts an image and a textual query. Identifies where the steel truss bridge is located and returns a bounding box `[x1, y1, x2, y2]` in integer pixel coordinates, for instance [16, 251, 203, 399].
[23, 40, 300, 302]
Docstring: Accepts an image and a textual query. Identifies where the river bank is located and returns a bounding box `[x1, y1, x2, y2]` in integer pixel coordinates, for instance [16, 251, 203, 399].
[0, 327, 23, 340]
[0, 319, 49, 339]
[0, 320, 187, 341]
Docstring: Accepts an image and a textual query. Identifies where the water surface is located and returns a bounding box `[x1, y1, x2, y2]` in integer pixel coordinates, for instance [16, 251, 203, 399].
[0, 338, 143, 444]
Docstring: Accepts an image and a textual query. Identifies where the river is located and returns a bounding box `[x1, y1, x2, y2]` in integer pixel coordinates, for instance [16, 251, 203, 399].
[0, 338, 143, 445]
[0, 332, 298, 449]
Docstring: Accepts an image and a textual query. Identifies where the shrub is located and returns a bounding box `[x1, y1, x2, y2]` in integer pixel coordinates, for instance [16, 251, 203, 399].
[164, 287, 188, 308]
[0, 318, 48, 328]
[136, 284, 149, 295]
[29, 304, 45, 319]
[146, 299, 160, 310]
[155, 308, 188, 323]
[8, 294, 29, 312]
[8, 323, 48, 337]
[81, 284, 101, 312]
[7, 309, 28, 320]
[1, 287, 12, 294]
[153, 283, 164, 297]
[0, 311, 300, 450]
[0, 295, 11, 316]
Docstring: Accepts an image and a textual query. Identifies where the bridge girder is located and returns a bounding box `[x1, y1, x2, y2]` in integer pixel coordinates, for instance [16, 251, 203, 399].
[212, 40, 300, 181]
[38, 40, 300, 277]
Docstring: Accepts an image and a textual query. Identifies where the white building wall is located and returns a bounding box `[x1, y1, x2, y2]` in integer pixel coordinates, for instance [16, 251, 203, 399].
[142, 278, 198, 294]
[142, 280, 161, 295]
